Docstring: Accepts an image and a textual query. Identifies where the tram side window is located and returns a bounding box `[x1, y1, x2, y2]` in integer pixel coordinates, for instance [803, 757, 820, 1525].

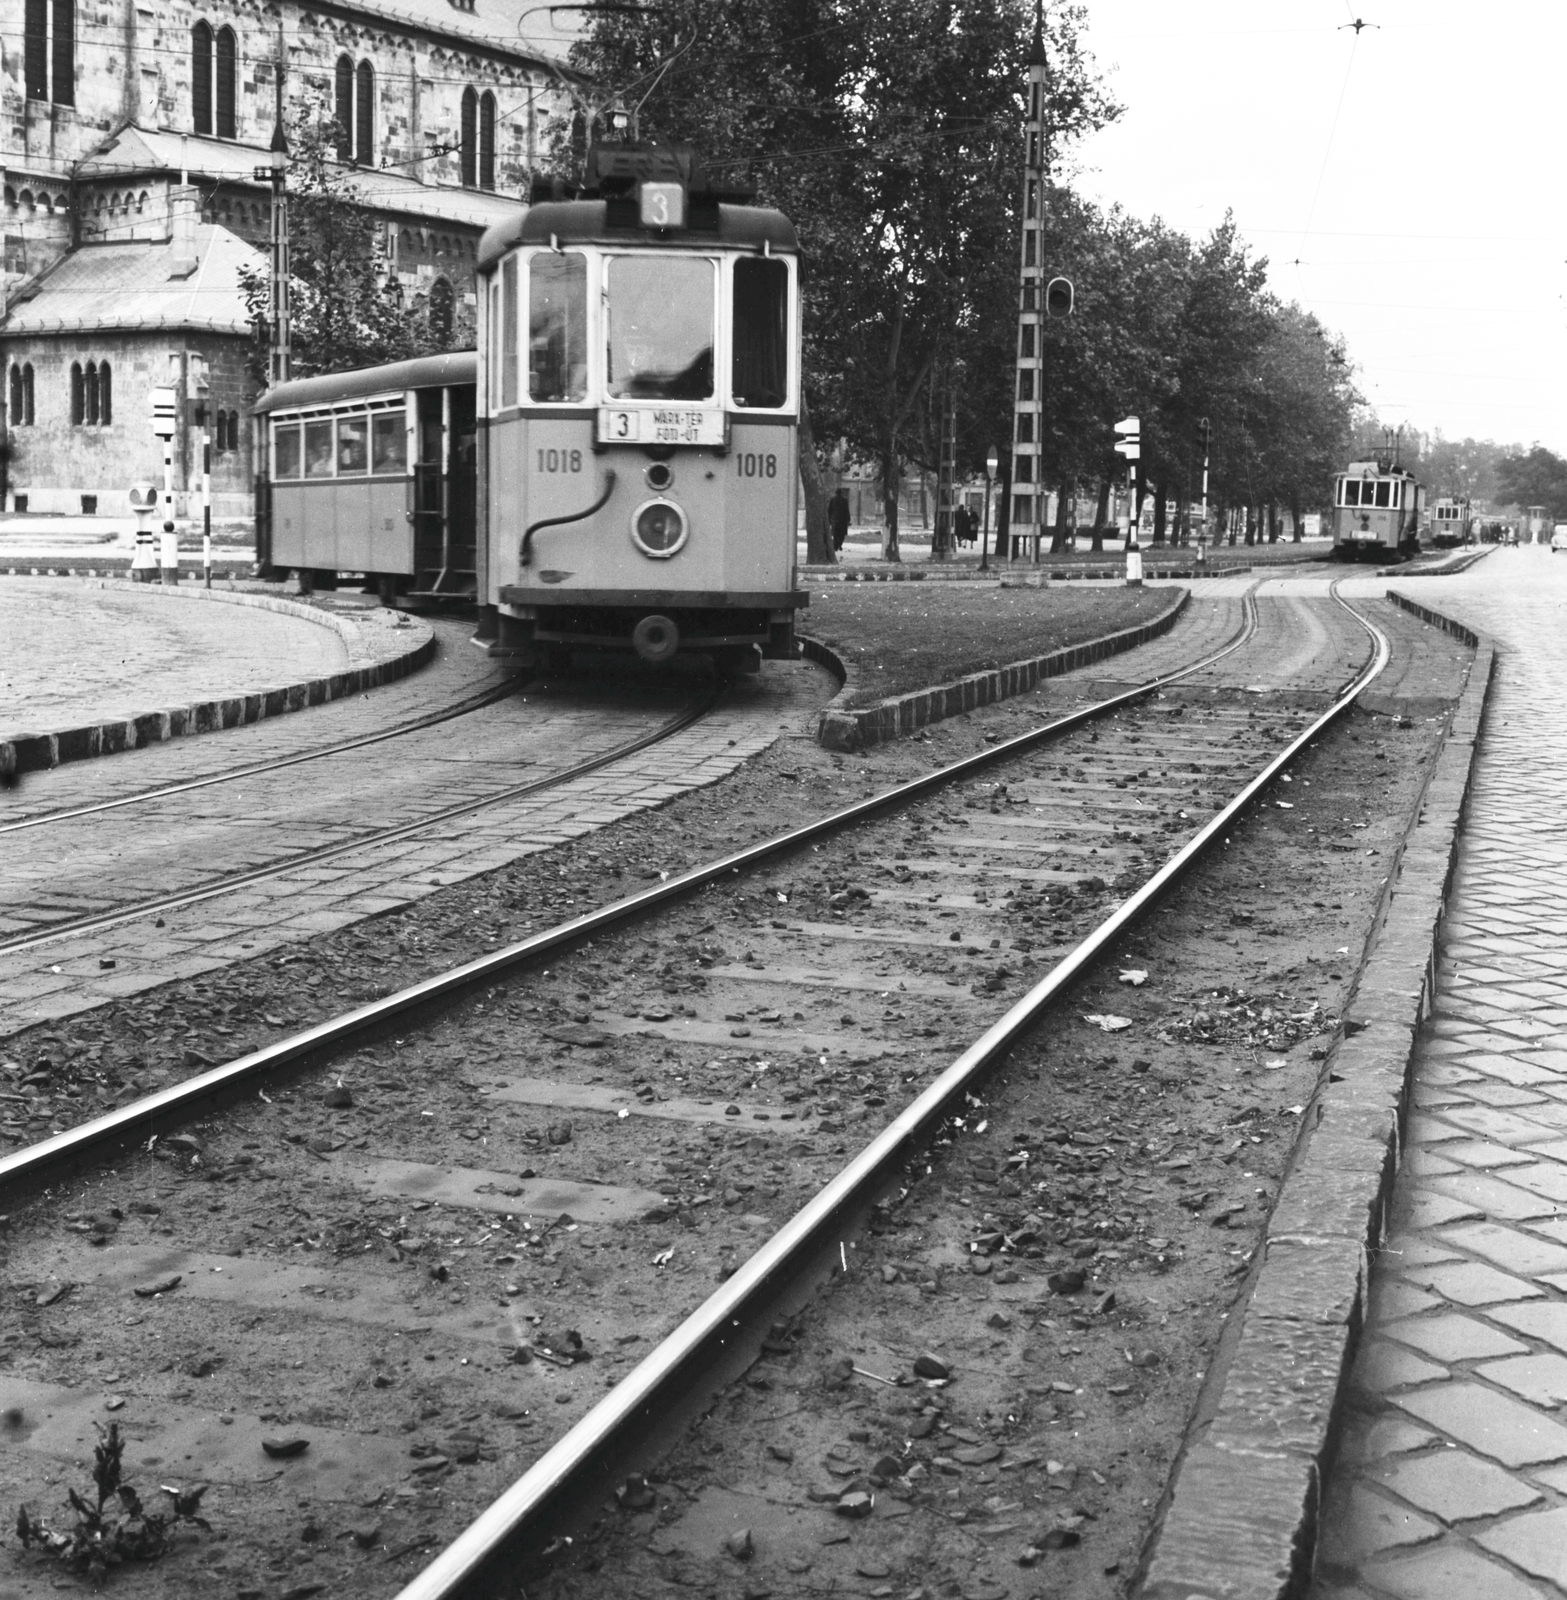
[305, 420, 335, 478]
[274, 424, 302, 480]
[372, 412, 406, 473]
[337, 414, 368, 475]
[528, 251, 587, 403]
[732, 257, 788, 409]
[501, 256, 518, 407]
[606, 255, 714, 402]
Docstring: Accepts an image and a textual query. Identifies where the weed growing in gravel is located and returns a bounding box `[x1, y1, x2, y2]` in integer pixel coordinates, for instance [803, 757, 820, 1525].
[14, 1422, 209, 1582]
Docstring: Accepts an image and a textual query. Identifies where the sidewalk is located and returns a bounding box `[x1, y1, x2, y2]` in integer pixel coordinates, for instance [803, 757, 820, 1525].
[1310, 547, 1567, 1599]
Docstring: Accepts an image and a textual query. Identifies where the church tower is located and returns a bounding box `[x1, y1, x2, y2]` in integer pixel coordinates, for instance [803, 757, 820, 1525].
[1009, 5, 1049, 559]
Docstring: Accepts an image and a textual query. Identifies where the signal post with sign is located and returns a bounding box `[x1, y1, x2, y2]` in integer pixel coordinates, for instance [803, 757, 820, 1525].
[1114, 415, 1142, 587]
[150, 385, 180, 584]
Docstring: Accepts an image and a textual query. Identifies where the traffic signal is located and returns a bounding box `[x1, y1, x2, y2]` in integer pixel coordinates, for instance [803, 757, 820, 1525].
[1045, 276, 1074, 318]
[1196, 417, 1211, 456]
[1113, 416, 1140, 460]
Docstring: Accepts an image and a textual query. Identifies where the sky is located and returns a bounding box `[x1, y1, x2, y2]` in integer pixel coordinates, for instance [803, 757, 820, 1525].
[1067, 0, 1567, 455]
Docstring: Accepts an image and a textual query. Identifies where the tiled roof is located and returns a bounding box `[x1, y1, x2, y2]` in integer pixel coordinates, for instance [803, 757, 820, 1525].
[79, 127, 528, 231]
[323, 0, 582, 63]
[1, 227, 261, 338]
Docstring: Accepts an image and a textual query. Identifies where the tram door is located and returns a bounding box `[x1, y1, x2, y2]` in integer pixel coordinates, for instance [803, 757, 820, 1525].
[413, 389, 446, 586]
[413, 386, 478, 594]
[446, 386, 477, 594]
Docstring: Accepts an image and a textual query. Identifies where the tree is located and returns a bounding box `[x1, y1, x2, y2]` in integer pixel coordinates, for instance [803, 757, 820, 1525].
[1496, 446, 1567, 518]
[566, 0, 1116, 560]
[240, 114, 468, 387]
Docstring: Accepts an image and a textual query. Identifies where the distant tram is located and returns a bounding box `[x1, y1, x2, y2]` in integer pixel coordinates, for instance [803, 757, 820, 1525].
[1429, 496, 1469, 548]
[1332, 459, 1423, 561]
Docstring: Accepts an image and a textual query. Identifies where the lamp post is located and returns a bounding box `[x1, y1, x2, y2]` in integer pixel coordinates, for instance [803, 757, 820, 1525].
[980, 446, 998, 572]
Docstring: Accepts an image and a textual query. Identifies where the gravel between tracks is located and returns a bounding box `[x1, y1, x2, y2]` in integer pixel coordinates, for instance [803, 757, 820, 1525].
[0, 597, 1469, 1599]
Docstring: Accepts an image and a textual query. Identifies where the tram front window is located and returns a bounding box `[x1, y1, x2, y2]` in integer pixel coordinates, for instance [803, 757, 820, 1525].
[529, 252, 588, 403]
[732, 257, 788, 408]
[605, 256, 714, 402]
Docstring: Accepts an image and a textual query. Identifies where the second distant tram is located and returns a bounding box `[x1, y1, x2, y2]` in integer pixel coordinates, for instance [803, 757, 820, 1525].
[1332, 460, 1423, 561]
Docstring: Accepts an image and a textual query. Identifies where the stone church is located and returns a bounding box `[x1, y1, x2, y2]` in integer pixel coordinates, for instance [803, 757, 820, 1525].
[2, 0, 574, 516]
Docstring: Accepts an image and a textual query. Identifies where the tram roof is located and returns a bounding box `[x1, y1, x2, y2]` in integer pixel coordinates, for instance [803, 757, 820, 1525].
[477, 201, 798, 270]
[253, 351, 477, 414]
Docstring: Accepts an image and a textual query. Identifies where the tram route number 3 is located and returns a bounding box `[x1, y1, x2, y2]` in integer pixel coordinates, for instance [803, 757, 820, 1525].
[736, 452, 778, 479]
[537, 448, 583, 473]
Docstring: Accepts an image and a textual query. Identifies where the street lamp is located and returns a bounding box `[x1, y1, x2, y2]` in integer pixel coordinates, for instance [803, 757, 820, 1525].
[981, 446, 998, 573]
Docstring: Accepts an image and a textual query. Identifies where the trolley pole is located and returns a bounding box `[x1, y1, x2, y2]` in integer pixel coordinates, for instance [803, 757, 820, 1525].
[151, 387, 178, 583]
[256, 68, 291, 386]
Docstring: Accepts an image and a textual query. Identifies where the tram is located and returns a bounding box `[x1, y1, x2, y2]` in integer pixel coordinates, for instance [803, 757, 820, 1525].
[1429, 496, 1470, 547]
[1331, 459, 1423, 561]
[473, 142, 806, 670]
[254, 352, 477, 598]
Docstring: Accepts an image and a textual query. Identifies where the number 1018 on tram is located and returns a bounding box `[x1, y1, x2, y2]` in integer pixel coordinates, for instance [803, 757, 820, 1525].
[475, 142, 807, 671]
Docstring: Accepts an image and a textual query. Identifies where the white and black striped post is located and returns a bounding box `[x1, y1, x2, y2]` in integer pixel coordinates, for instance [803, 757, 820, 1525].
[202, 424, 212, 589]
[149, 386, 178, 584]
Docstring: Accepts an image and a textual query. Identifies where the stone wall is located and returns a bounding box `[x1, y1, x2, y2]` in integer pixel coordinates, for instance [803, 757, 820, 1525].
[5, 330, 256, 517]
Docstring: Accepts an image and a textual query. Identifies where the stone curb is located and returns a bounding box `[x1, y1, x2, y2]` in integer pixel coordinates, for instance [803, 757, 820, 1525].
[1136, 591, 1495, 1600]
[802, 561, 1289, 584]
[0, 579, 436, 779]
[810, 587, 1190, 752]
[1375, 545, 1494, 578]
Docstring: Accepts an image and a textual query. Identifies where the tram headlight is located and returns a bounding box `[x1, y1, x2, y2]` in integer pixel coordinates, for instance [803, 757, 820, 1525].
[631, 499, 688, 559]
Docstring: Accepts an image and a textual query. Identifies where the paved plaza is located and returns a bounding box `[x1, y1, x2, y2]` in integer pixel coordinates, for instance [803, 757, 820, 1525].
[0, 578, 350, 736]
[1313, 547, 1567, 1599]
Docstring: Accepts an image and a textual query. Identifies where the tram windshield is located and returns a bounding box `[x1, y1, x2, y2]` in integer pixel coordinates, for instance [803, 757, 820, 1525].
[732, 257, 788, 409]
[1341, 478, 1396, 508]
[529, 252, 588, 403]
[605, 256, 714, 402]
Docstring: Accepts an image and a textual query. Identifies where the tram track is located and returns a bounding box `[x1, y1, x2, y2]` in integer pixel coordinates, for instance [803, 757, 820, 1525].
[0, 674, 526, 839]
[0, 688, 718, 958]
[0, 581, 1439, 1600]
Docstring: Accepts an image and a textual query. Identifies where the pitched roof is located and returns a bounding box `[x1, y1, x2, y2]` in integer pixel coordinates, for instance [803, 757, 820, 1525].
[319, 0, 581, 62]
[1, 227, 262, 338]
[79, 127, 527, 231]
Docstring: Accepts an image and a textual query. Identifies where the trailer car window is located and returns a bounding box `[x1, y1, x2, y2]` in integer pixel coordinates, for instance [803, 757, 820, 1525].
[605, 255, 713, 402]
[274, 424, 301, 479]
[305, 420, 334, 478]
[528, 251, 586, 403]
[732, 257, 788, 408]
[372, 413, 405, 473]
[337, 415, 368, 475]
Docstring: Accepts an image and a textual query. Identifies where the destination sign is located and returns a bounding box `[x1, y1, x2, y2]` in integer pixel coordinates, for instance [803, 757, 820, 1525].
[597, 407, 725, 447]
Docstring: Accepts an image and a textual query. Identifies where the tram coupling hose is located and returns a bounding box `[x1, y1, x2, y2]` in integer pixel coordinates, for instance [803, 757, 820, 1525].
[520, 471, 618, 568]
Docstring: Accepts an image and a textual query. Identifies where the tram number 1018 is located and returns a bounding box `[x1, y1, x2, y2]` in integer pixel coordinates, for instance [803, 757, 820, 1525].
[537, 448, 584, 474]
[736, 452, 778, 479]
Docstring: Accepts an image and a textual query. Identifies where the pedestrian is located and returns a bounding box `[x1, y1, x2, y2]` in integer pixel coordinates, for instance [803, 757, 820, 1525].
[828, 488, 850, 553]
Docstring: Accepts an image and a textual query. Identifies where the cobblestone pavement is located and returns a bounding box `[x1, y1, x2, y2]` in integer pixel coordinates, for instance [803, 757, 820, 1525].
[1311, 548, 1567, 1600]
[0, 578, 350, 735]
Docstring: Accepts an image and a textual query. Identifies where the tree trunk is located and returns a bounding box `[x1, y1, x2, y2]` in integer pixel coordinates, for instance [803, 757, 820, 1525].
[1050, 476, 1071, 554]
[797, 392, 834, 565]
[1267, 502, 1279, 543]
[1289, 487, 1304, 542]
[880, 447, 901, 562]
[1090, 475, 1111, 553]
[1153, 482, 1167, 545]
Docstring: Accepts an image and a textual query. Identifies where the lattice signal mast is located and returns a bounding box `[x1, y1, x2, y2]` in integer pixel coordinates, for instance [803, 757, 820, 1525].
[1010, 5, 1049, 561]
